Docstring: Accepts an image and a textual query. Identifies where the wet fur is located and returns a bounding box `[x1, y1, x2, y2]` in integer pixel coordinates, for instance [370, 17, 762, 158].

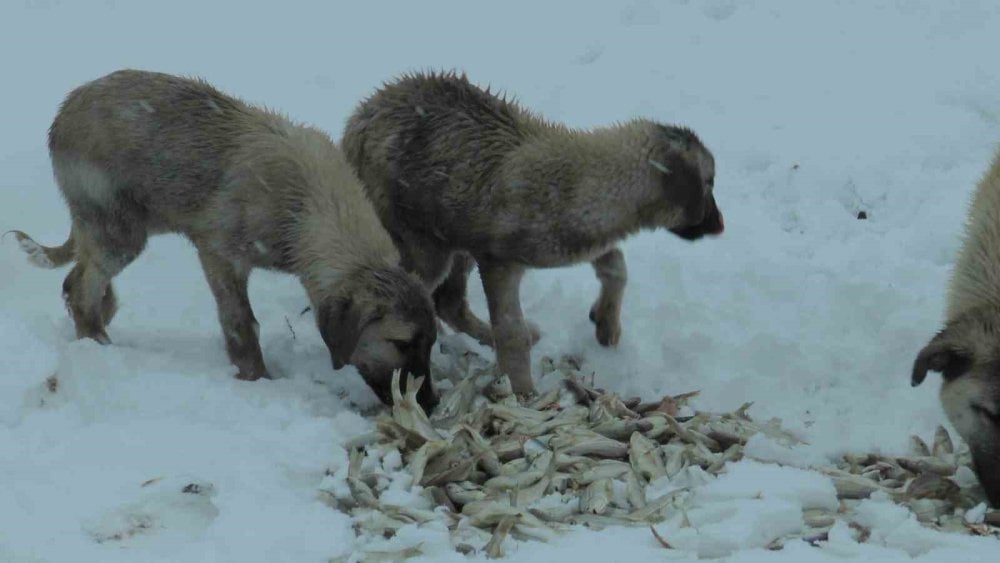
[342, 71, 723, 395]
[913, 148, 1000, 506]
[13, 69, 438, 410]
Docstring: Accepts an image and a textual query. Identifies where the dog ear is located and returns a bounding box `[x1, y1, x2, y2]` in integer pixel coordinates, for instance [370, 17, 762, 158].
[912, 332, 972, 387]
[317, 298, 365, 370]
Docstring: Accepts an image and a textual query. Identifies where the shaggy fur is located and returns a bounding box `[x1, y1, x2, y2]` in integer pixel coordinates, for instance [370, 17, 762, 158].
[913, 148, 1000, 506]
[342, 71, 723, 395]
[11, 69, 438, 411]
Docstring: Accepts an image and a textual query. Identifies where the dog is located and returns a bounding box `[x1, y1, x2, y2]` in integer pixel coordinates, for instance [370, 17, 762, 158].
[912, 147, 1000, 506]
[11, 69, 438, 411]
[342, 71, 723, 396]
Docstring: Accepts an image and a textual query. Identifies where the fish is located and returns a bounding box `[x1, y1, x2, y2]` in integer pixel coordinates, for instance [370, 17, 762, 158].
[593, 392, 641, 420]
[526, 388, 561, 410]
[823, 469, 885, 499]
[910, 435, 932, 457]
[661, 444, 688, 478]
[908, 498, 952, 523]
[895, 456, 956, 477]
[512, 470, 552, 507]
[347, 477, 379, 509]
[490, 435, 527, 462]
[455, 425, 503, 477]
[802, 509, 836, 529]
[903, 472, 961, 501]
[486, 374, 515, 403]
[420, 445, 480, 487]
[484, 470, 546, 492]
[445, 482, 487, 507]
[406, 440, 444, 487]
[932, 425, 955, 457]
[329, 543, 425, 563]
[591, 418, 654, 441]
[322, 345, 999, 557]
[430, 372, 481, 428]
[350, 510, 410, 539]
[551, 430, 629, 458]
[528, 503, 578, 523]
[389, 372, 443, 446]
[579, 479, 613, 515]
[626, 489, 690, 523]
[484, 515, 517, 559]
[462, 501, 547, 529]
[629, 431, 666, 482]
[575, 460, 632, 484]
[624, 470, 647, 510]
[343, 431, 382, 451]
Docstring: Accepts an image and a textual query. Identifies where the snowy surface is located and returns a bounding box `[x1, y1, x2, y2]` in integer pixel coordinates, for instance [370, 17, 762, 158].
[2, 0, 1000, 561]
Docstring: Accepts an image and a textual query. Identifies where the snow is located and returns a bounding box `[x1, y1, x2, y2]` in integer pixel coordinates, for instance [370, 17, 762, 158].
[848, 493, 996, 558]
[665, 497, 804, 558]
[743, 433, 827, 469]
[2, 0, 1000, 561]
[697, 461, 839, 511]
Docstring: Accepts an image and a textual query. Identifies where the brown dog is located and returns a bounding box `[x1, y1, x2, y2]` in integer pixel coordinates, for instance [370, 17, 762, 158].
[11, 69, 438, 411]
[913, 148, 1000, 507]
[342, 71, 723, 396]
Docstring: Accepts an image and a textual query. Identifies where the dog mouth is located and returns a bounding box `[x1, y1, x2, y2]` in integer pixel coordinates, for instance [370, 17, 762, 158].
[670, 227, 707, 241]
[970, 446, 1000, 508]
[670, 222, 723, 240]
[670, 209, 724, 241]
[359, 364, 438, 413]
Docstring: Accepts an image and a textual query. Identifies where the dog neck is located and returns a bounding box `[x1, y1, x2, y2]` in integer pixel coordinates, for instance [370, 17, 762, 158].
[514, 120, 674, 248]
[285, 142, 401, 301]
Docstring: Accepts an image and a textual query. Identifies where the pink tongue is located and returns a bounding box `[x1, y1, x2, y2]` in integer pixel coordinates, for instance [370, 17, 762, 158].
[714, 211, 725, 234]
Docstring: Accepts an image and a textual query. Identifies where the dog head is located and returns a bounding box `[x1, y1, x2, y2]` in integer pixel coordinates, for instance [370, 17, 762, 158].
[913, 308, 1000, 507]
[316, 266, 438, 413]
[645, 123, 724, 241]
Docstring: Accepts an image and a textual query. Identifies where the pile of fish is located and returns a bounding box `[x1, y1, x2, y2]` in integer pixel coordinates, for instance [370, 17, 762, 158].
[820, 425, 1000, 539]
[322, 346, 998, 560]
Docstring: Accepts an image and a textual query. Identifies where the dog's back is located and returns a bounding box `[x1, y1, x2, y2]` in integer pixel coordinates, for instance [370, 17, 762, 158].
[343, 71, 528, 173]
[947, 149, 1000, 319]
[48, 69, 272, 230]
[343, 72, 537, 238]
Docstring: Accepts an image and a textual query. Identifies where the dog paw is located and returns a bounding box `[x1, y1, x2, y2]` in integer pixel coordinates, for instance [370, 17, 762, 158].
[589, 303, 621, 347]
[235, 369, 270, 382]
[526, 320, 542, 346]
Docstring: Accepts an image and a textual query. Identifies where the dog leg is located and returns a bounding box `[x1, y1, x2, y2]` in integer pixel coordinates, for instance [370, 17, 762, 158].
[479, 261, 535, 396]
[590, 247, 626, 347]
[197, 246, 268, 381]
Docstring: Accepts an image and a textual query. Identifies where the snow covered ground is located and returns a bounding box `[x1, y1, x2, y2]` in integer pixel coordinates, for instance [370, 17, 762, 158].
[2, 0, 999, 560]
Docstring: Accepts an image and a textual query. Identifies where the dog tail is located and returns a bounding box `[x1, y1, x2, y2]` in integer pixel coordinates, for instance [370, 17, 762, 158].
[5, 229, 76, 268]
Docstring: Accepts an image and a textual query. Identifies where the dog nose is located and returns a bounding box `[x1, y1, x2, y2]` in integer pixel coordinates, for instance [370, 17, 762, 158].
[710, 209, 725, 235]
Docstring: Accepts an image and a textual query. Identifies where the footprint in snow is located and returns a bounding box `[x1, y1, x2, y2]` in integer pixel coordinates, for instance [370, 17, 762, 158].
[82, 475, 219, 546]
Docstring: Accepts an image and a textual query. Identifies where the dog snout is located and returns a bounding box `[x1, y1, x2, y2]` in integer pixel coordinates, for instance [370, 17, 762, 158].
[970, 442, 1000, 507]
[669, 197, 724, 241]
[705, 198, 724, 235]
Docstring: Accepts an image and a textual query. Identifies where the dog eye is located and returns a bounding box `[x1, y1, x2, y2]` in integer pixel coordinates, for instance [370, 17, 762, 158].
[972, 405, 1000, 427]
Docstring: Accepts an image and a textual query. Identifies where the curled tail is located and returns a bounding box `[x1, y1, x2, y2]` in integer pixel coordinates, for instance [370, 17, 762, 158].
[5, 229, 75, 269]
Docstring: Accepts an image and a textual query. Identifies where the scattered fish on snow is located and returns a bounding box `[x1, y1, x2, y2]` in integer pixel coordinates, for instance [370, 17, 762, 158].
[320, 347, 1000, 558]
